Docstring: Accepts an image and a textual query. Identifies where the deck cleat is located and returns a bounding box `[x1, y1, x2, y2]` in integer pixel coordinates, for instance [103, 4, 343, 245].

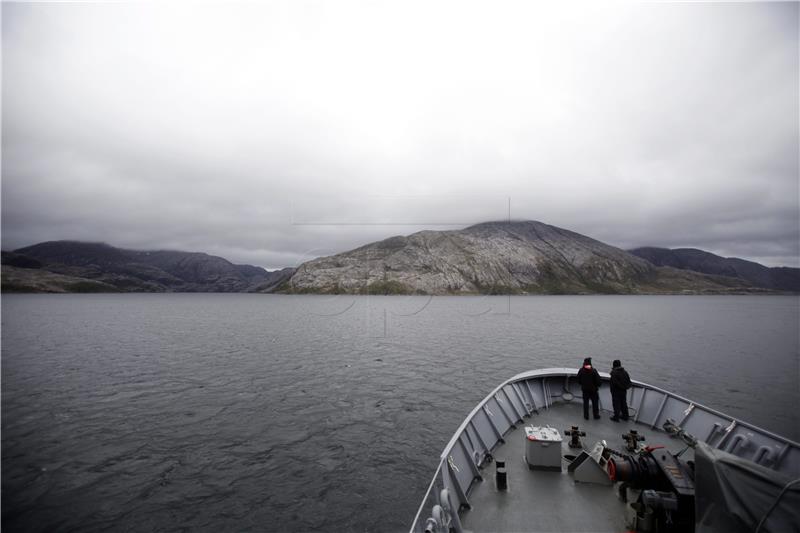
[622, 429, 646, 452]
[564, 425, 587, 449]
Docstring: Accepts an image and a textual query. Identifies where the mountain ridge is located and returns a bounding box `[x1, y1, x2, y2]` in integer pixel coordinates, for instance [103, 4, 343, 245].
[628, 246, 800, 292]
[3, 223, 795, 294]
[2, 241, 294, 293]
[284, 220, 764, 295]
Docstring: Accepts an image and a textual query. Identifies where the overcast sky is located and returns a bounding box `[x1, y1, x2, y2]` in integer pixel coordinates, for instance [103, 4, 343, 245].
[2, 2, 798, 269]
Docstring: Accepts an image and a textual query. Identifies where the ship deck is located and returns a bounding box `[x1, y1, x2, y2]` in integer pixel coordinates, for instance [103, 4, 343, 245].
[459, 401, 694, 533]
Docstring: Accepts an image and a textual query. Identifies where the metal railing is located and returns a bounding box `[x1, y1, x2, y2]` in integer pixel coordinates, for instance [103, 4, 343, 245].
[410, 368, 800, 533]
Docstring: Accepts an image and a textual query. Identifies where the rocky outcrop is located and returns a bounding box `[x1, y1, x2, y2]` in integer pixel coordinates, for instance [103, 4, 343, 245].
[629, 247, 800, 292]
[2, 241, 295, 293]
[285, 221, 756, 294]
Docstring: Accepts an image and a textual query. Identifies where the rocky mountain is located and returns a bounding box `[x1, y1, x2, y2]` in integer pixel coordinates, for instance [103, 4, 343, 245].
[2, 241, 294, 293]
[629, 247, 800, 292]
[5, 226, 790, 295]
[285, 221, 757, 295]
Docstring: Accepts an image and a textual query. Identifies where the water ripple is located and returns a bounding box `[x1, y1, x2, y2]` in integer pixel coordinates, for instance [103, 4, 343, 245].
[2, 294, 798, 532]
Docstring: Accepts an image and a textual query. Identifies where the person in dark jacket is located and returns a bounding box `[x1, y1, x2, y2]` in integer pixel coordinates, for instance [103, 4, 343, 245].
[609, 359, 631, 421]
[576, 357, 601, 420]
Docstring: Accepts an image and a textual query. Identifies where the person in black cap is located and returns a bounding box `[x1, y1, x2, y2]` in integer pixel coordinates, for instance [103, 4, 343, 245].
[609, 359, 632, 422]
[576, 357, 601, 420]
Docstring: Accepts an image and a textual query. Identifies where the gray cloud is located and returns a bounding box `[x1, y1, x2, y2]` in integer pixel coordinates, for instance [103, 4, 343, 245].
[2, 2, 798, 269]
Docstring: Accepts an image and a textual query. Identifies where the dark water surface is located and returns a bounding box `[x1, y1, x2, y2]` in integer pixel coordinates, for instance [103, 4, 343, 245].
[2, 294, 798, 532]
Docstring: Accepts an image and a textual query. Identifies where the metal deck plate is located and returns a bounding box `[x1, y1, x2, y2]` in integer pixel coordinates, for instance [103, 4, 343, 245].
[459, 401, 694, 533]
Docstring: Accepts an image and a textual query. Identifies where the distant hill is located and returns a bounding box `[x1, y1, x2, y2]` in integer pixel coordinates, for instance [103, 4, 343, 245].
[628, 247, 800, 292]
[1, 265, 118, 293]
[2, 241, 294, 293]
[285, 220, 758, 295]
[5, 229, 791, 295]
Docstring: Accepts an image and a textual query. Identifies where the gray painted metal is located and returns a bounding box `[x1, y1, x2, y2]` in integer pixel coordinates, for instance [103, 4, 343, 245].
[571, 441, 613, 485]
[410, 368, 800, 533]
[460, 401, 695, 532]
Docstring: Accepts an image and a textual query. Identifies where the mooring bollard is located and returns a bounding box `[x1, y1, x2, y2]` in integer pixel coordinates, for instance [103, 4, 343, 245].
[495, 459, 507, 491]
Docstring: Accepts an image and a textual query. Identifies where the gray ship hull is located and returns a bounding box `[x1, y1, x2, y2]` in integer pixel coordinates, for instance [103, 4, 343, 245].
[410, 368, 800, 533]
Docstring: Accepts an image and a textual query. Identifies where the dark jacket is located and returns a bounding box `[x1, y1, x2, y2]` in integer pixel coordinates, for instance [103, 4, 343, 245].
[576, 364, 601, 393]
[610, 367, 632, 392]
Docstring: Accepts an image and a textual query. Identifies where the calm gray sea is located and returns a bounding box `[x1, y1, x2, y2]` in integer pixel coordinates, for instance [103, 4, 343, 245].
[2, 294, 798, 532]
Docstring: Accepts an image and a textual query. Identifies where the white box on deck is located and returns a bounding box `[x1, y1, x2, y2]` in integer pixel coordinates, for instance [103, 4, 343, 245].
[525, 426, 563, 471]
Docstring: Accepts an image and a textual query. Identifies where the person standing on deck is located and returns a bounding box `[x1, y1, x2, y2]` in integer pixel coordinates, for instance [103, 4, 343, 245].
[576, 357, 601, 420]
[609, 359, 632, 422]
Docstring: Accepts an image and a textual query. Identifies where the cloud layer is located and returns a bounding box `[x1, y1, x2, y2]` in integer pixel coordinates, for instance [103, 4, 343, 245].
[3, 2, 798, 268]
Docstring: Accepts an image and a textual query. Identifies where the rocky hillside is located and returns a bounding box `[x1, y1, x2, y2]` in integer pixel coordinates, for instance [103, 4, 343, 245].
[629, 247, 800, 292]
[1, 264, 118, 293]
[285, 221, 755, 295]
[2, 242, 294, 293]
